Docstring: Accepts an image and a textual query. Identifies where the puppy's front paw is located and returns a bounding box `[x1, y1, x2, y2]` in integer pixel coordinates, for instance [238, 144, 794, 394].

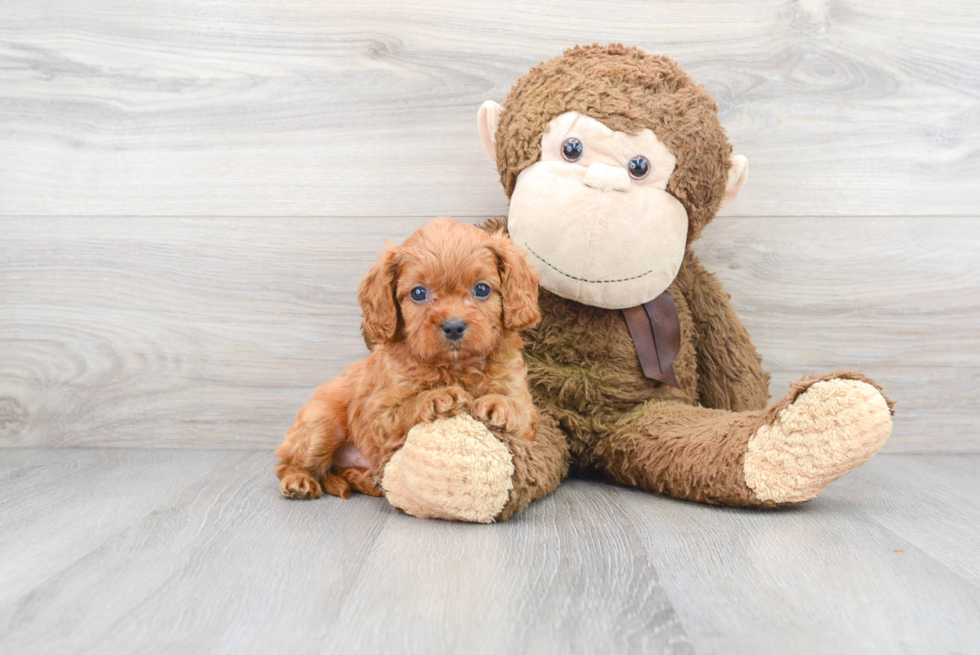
[280, 472, 323, 499]
[471, 394, 519, 433]
[422, 386, 472, 421]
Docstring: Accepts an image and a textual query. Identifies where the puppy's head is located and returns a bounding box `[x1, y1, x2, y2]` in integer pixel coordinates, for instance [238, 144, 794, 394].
[358, 218, 540, 363]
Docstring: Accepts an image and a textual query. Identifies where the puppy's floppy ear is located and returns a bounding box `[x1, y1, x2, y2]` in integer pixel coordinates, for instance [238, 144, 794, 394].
[358, 246, 400, 346]
[488, 235, 541, 331]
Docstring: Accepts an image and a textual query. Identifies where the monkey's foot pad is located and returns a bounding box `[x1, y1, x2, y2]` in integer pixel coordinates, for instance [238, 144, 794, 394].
[381, 414, 515, 523]
[744, 378, 893, 503]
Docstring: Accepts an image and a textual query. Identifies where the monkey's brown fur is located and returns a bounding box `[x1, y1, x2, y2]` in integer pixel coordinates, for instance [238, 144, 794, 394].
[479, 45, 893, 518]
[493, 243, 786, 515]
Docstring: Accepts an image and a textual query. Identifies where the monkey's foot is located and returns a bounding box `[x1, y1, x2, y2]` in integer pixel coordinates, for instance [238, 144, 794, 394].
[744, 376, 893, 503]
[381, 414, 514, 523]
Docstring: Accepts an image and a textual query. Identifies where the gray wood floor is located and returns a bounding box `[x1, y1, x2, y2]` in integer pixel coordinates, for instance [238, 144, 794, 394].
[1, 449, 977, 655]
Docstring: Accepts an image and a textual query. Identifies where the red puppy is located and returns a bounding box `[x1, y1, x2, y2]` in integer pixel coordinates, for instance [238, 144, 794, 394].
[275, 218, 541, 500]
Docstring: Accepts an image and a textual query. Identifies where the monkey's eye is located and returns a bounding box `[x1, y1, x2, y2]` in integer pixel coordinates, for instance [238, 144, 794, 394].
[410, 286, 428, 302]
[628, 156, 650, 179]
[561, 138, 584, 162]
[473, 282, 491, 299]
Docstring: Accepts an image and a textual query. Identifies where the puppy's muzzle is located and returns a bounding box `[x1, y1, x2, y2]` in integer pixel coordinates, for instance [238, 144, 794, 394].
[440, 318, 468, 342]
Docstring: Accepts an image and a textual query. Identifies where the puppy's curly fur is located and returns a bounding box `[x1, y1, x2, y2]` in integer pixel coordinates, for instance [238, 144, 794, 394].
[275, 218, 541, 500]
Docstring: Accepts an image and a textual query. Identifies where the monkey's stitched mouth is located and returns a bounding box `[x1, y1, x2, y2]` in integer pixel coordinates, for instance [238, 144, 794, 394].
[517, 240, 655, 284]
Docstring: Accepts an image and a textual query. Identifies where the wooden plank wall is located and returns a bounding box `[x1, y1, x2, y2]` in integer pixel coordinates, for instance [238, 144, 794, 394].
[1, 1, 978, 451]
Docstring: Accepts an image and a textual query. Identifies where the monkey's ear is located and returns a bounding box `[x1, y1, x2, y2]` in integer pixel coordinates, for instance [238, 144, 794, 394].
[358, 246, 400, 346]
[478, 100, 504, 164]
[721, 154, 749, 208]
[489, 235, 541, 332]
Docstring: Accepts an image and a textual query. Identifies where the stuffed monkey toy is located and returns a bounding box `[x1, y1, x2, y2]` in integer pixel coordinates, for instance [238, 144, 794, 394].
[380, 44, 894, 522]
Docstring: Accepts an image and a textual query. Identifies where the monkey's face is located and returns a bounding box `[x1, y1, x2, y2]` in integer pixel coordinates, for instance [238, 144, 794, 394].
[506, 111, 688, 310]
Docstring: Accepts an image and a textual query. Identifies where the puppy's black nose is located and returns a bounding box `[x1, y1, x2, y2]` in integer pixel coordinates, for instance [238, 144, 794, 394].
[441, 318, 468, 342]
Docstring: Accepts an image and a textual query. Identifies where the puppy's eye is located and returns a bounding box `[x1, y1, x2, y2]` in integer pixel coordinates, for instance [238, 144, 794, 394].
[473, 282, 491, 299]
[410, 286, 428, 302]
[628, 155, 649, 179]
[561, 138, 584, 162]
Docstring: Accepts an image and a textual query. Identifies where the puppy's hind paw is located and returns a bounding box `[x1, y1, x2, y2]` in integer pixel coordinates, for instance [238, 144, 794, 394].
[280, 472, 323, 500]
[320, 473, 352, 499]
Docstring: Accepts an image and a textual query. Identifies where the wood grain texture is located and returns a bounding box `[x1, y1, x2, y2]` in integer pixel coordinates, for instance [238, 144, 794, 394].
[1, 0, 978, 217]
[1, 449, 978, 655]
[623, 452, 980, 655]
[1, 215, 976, 451]
[0, 449, 692, 655]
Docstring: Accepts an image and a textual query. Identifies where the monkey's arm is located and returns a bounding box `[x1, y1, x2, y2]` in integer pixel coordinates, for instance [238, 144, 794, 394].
[677, 251, 770, 411]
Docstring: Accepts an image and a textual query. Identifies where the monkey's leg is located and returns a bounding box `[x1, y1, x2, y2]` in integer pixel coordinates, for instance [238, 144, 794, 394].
[494, 410, 570, 520]
[381, 411, 570, 522]
[591, 372, 893, 506]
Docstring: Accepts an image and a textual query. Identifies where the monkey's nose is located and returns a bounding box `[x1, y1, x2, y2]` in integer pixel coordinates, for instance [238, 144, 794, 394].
[583, 162, 631, 192]
[440, 318, 468, 342]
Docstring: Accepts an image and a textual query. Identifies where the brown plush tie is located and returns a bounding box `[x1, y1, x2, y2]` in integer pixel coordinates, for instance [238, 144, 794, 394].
[621, 291, 681, 387]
